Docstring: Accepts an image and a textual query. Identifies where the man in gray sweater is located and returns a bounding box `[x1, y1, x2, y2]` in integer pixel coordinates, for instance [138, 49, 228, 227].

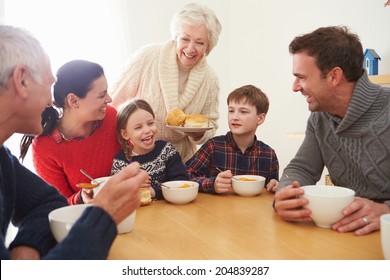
[274, 26, 390, 236]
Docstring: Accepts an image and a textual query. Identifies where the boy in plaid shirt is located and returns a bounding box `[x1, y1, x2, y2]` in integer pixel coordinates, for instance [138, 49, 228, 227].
[186, 85, 279, 194]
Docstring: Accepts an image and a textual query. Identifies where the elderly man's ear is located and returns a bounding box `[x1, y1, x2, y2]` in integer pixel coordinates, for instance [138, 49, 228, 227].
[12, 65, 29, 98]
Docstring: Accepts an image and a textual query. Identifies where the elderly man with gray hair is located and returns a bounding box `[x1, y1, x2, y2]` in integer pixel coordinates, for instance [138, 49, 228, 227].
[0, 25, 148, 259]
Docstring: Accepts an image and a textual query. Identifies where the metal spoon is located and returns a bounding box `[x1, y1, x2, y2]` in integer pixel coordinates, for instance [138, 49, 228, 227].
[154, 181, 169, 189]
[80, 169, 99, 185]
[215, 167, 238, 180]
[215, 167, 223, 173]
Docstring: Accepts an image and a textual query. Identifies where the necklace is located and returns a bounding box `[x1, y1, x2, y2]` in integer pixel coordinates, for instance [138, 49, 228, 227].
[57, 120, 101, 141]
[58, 130, 85, 142]
[59, 131, 71, 141]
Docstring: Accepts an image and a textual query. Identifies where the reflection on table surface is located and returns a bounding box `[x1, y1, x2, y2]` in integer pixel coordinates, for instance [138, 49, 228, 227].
[108, 190, 383, 260]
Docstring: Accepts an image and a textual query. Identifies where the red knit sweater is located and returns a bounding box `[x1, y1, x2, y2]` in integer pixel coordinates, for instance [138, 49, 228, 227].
[32, 105, 121, 205]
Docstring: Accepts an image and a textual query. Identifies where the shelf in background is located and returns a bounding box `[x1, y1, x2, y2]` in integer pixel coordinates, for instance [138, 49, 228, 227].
[368, 74, 390, 86]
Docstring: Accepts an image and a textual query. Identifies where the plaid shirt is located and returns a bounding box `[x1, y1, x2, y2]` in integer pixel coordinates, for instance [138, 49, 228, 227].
[185, 132, 279, 194]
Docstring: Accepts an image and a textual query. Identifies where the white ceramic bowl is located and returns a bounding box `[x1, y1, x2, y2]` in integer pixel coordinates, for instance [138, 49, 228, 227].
[302, 185, 355, 228]
[116, 211, 136, 234]
[380, 213, 390, 260]
[232, 175, 266, 197]
[48, 204, 91, 242]
[91, 176, 136, 234]
[49, 188, 136, 241]
[162, 180, 199, 205]
[91, 176, 112, 196]
[49, 205, 136, 240]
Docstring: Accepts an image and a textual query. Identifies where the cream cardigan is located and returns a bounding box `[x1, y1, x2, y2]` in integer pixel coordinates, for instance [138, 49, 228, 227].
[110, 40, 220, 162]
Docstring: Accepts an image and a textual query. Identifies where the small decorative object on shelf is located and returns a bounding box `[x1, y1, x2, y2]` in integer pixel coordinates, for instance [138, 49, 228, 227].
[363, 49, 381, 75]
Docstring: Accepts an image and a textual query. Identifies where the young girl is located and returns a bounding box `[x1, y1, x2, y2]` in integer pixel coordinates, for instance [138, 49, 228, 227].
[111, 99, 189, 200]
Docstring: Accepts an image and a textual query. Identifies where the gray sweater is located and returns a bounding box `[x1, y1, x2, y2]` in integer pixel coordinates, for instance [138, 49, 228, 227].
[278, 73, 390, 208]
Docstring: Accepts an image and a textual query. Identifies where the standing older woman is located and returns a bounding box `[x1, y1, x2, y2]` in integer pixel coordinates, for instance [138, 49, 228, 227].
[110, 3, 222, 162]
[20, 60, 121, 205]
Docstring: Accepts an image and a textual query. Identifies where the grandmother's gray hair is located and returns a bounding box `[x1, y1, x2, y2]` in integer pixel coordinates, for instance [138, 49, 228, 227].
[0, 25, 48, 88]
[170, 3, 222, 55]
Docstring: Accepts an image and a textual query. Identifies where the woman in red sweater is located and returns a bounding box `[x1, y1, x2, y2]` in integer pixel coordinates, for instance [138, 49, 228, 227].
[21, 60, 121, 205]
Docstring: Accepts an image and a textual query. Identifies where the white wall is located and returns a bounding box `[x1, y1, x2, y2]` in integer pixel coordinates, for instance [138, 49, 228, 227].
[2, 0, 390, 178]
[0, 0, 4, 21]
[96, 0, 390, 176]
[225, 0, 390, 174]
[222, 0, 390, 174]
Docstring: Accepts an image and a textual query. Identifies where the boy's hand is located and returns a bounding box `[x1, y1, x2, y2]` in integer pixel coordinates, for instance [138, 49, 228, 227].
[214, 170, 233, 193]
[265, 179, 279, 192]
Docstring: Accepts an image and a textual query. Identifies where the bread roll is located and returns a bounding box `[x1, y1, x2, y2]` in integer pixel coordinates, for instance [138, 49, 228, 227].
[140, 188, 152, 206]
[184, 114, 209, 128]
[165, 108, 186, 126]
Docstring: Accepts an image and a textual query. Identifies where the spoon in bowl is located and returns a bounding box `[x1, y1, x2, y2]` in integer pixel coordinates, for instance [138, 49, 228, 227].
[154, 181, 169, 189]
[80, 169, 99, 184]
[77, 169, 101, 189]
[215, 167, 238, 180]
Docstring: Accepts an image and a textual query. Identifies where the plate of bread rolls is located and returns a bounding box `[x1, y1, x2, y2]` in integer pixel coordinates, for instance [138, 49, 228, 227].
[165, 108, 213, 132]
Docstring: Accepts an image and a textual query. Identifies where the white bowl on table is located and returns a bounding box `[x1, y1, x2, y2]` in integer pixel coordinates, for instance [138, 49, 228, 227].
[48, 204, 91, 242]
[49, 202, 136, 240]
[91, 176, 136, 234]
[162, 180, 199, 205]
[232, 175, 266, 197]
[301, 185, 355, 228]
[91, 176, 112, 196]
[50, 175, 136, 240]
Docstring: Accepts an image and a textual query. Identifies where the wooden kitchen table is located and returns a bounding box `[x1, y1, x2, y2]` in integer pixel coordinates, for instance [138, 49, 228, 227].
[108, 190, 383, 260]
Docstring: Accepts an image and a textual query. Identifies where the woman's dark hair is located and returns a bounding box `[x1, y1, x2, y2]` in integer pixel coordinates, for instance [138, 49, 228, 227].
[20, 60, 104, 160]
